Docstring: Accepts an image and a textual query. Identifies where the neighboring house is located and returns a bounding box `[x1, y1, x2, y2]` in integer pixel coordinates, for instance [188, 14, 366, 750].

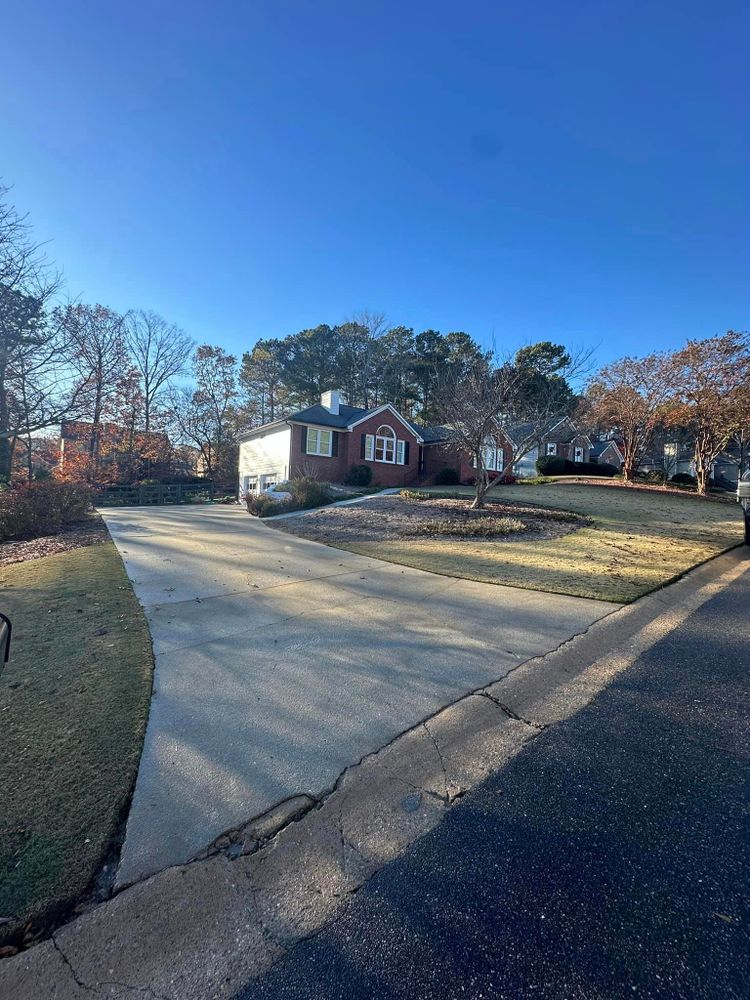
[509, 416, 592, 478]
[590, 440, 624, 468]
[238, 390, 426, 492]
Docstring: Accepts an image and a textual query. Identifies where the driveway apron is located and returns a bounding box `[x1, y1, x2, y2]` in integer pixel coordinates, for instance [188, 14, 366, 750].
[101, 504, 617, 886]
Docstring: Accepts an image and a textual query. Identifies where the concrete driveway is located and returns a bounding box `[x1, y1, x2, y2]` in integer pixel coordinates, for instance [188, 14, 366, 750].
[103, 504, 617, 886]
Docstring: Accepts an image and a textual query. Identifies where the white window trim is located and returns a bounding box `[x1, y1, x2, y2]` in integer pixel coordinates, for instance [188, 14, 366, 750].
[364, 434, 375, 461]
[306, 426, 333, 457]
[374, 425, 397, 464]
[396, 439, 405, 465]
[574, 446, 584, 462]
[546, 443, 558, 456]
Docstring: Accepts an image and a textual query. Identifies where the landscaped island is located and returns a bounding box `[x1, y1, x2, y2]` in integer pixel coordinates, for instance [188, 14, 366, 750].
[270, 483, 742, 604]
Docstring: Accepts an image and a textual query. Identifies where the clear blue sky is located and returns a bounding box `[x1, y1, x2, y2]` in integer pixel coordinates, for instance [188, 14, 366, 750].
[2, 1, 747, 365]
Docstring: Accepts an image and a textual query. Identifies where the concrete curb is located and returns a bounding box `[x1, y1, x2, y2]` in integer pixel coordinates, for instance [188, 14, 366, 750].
[2, 549, 747, 999]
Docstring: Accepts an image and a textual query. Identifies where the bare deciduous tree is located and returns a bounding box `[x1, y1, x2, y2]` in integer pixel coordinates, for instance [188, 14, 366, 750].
[433, 359, 520, 508]
[57, 303, 131, 473]
[167, 345, 238, 485]
[0, 186, 75, 479]
[126, 309, 193, 431]
[491, 344, 592, 474]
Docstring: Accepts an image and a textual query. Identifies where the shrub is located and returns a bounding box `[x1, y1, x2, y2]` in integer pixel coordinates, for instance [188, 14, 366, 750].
[434, 467, 460, 485]
[288, 477, 332, 509]
[344, 464, 373, 487]
[574, 461, 617, 477]
[497, 472, 517, 485]
[536, 455, 567, 475]
[245, 493, 283, 517]
[0, 481, 92, 541]
[400, 489, 431, 501]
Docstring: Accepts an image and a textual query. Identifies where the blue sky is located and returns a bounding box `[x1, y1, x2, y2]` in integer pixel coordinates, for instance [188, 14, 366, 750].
[1, 1, 747, 365]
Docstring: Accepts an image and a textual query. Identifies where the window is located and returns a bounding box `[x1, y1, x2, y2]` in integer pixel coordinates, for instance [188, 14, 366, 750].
[242, 476, 258, 494]
[546, 443, 557, 456]
[574, 446, 584, 462]
[306, 427, 332, 457]
[365, 426, 407, 464]
[374, 425, 396, 463]
[261, 475, 277, 491]
[478, 438, 504, 472]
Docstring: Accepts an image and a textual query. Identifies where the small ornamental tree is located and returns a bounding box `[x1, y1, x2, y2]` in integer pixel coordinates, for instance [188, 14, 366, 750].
[433, 360, 520, 509]
[669, 331, 750, 495]
[586, 352, 674, 482]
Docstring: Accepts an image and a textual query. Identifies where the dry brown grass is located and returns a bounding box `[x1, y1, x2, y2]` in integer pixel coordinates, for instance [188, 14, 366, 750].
[273, 484, 742, 603]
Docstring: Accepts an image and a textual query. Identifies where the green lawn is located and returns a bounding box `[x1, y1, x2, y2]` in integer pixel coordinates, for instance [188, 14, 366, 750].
[337, 484, 743, 603]
[0, 541, 153, 946]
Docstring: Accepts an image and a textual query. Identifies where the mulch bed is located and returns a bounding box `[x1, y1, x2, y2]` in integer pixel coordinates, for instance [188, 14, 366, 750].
[272, 495, 586, 545]
[0, 516, 109, 567]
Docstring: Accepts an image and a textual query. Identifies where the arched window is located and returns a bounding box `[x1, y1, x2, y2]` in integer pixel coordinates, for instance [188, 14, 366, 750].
[375, 424, 396, 463]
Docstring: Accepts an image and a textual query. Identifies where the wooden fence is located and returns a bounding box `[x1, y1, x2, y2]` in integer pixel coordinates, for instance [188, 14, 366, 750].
[94, 481, 214, 507]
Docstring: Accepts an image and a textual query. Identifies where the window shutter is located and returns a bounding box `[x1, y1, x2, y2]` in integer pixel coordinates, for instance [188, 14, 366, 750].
[360, 433, 366, 459]
[331, 431, 338, 457]
[301, 427, 308, 454]
[403, 441, 410, 465]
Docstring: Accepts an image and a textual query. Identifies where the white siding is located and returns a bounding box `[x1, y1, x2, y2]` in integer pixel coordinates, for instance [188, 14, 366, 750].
[238, 426, 291, 494]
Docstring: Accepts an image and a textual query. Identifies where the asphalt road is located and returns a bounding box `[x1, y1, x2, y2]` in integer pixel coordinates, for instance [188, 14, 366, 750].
[239, 568, 750, 999]
[101, 505, 614, 886]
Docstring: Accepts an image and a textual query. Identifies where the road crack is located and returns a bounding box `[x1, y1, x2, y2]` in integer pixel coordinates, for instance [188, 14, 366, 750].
[480, 690, 547, 730]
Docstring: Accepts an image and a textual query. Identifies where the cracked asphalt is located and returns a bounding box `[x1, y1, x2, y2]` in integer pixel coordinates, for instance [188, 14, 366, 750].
[238, 564, 750, 999]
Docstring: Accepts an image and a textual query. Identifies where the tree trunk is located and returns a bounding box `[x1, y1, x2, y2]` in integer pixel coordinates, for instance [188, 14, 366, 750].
[471, 459, 489, 509]
[694, 455, 710, 495]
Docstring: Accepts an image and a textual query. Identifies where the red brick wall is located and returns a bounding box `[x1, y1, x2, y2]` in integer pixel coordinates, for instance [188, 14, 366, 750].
[289, 424, 350, 481]
[289, 412, 421, 486]
[421, 434, 514, 484]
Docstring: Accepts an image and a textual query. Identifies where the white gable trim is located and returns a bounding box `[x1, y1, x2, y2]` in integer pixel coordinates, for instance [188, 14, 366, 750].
[346, 403, 424, 443]
[545, 416, 577, 437]
[237, 418, 289, 443]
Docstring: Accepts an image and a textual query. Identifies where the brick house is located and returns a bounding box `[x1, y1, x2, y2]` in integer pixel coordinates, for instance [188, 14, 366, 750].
[589, 439, 624, 468]
[510, 416, 592, 477]
[238, 391, 425, 493]
[419, 426, 515, 484]
[237, 390, 520, 493]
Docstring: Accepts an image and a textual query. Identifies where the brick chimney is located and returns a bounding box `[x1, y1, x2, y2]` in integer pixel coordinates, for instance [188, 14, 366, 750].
[320, 389, 342, 415]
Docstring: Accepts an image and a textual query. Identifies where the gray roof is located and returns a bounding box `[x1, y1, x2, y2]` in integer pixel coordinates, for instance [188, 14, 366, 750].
[287, 403, 371, 429]
[241, 402, 446, 442]
[590, 441, 621, 459]
[408, 422, 451, 444]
